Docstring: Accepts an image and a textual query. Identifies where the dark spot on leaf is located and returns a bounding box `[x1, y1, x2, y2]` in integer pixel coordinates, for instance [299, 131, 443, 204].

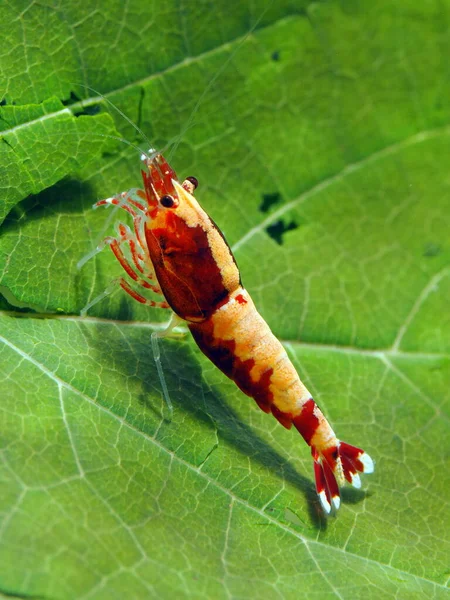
[266, 219, 298, 244]
[423, 242, 441, 257]
[271, 50, 280, 61]
[62, 91, 81, 105]
[0, 98, 6, 106]
[259, 191, 282, 213]
[73, 103, 101, 117]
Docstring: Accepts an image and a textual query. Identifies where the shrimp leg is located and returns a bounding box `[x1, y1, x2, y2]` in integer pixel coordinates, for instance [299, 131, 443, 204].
[151, 313, 186, 418]
[94, 188, 148, 216]
[104, 228, 161, 295]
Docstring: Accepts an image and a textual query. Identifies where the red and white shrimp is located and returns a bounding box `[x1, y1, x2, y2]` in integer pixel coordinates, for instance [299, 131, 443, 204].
[91, 150, 374, 514]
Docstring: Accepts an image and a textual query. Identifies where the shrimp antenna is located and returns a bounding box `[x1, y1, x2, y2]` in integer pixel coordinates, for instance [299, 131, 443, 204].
[82, 132, 150, 158]
[38, 130, 151, 159]
[168, 1, 274, 160]
[72, 83, 156, 154]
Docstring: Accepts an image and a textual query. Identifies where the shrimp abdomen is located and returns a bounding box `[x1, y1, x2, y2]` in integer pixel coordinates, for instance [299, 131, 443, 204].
[189, 287, 309, 420]
[189, 286, 374, 513]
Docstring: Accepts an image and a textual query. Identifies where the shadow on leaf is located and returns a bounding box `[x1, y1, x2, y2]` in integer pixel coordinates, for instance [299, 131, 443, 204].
[80, 319, 329, 529]
[2, 177, 95, 234]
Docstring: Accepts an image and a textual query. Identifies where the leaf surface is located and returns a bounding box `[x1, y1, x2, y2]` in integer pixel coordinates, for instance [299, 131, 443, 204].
[1, 1, 449, 599]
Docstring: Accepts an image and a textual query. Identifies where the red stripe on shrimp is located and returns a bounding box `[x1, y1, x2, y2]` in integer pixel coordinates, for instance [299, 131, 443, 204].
[189, 320, 275, 413]
[292, 398, 320, 445]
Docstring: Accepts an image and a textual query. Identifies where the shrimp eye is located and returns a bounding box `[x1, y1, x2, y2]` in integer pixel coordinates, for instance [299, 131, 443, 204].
[160, 195, 175, 208]
[186, 176, 198, 190]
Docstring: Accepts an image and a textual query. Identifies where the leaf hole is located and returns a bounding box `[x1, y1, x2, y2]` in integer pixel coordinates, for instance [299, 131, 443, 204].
[62, 91, 82, 105]
[423, 242, 441, 257]
[265, 219, 298, 245]
[73, 103, 102, 117]
[259, 191, 282, 213]
[271, 50, 280, 62]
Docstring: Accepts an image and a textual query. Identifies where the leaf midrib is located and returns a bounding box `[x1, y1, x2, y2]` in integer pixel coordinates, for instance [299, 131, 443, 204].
[1, 310, 449, 360]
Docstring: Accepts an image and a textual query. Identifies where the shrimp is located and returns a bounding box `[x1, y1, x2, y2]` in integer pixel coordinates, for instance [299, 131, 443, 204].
[92, 150, 374, 514]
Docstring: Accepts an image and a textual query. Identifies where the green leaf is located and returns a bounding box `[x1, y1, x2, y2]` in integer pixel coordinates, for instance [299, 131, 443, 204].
[1, 1, 449, 599]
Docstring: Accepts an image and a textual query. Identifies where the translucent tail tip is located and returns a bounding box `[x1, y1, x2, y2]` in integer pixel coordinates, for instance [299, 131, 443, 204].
[313, 442, 374, 514]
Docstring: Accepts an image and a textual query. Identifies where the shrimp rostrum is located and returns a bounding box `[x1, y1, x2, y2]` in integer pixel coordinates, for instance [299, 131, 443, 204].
[92, 151, 374, 514]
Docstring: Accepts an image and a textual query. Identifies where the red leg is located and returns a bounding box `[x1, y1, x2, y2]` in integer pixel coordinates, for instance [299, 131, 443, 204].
[106, 235, 162, 295]
[92, 188, 169, 309]
[119, 278, 169, 308]
[94, 188, 148, 217]
[116, 223, 153, 278]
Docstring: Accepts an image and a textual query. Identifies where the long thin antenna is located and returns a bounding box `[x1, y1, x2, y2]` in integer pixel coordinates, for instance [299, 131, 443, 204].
[168, 2, 273, 160]
[87, 132, 147, 156]
[37, 130, 149, 159]
[73, 83, 156, 154]
[70, 2, 274, 163]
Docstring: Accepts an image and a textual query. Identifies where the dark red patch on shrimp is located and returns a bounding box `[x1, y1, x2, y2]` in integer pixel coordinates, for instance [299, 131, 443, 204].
[270, 404, 293, 429]
[145, 215, 228, 320]
[189, 320, 274, 411]
[292, 398, 320, 445]
[235, 294, 247, 304]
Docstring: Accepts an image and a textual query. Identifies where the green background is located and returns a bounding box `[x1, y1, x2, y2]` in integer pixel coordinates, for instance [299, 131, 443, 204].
[1, 1, 449, 598]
